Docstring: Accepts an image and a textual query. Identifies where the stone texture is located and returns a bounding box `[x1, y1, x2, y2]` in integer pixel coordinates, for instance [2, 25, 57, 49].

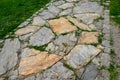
[19, 49, 62, 76]
[32, 16, 46, 26]
[46, 33, 77, 56]
[48, 5, 60, 15]
[74, 13, 100, 24]
[24, 75, 35, 80]
[78, 32, 99, 44]
[36, 62, 75, 80]
[0, 38, 20, 75]
[39, 10, 55, 19]
[66, 0, 77, 2]
[102, 40, 110, 47]
[7, 70, 19, 80]
[29, 27, 55, 46]
[49, 17, 77, 35]
[73, 2, 103, 15]
[15, 25, 40, 36]
[81, 64, 99, 80]
[53, 1, 65, 6]
[67, 16, 91, 31]
[58, 3, 74, 9]
[59, 8, 72, 16]
[64, 45, 102, 68]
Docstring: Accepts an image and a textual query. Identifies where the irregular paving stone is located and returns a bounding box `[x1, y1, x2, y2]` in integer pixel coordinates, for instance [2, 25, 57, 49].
[74, 13, 100, 24]
[29, 27, 55, 46]
[64, 45, 102, 68]
[15, 25, 40, 36]
[78, 32, 99, 44]
[81, 64, 99, 80]
[67, 16, 91, 31]
[58, 3, 74, 9]
[39, 10, 55, 19]
[19, 49, 62, 76]
[53, 1, 65, 6]
[73, 2, 103, 15]
[59, 8, 72, 16]
[0, 38, 20, 75]
[49, 17, 77, 35]
[89, 24, 97, 30]
[48, 5, 60, 15]
[99, 53, 111, 67]
[102, 40, 110, 47]
[36, 62, 75, 80]
[32, 16, 46, 26]
[46, 33, 77, 56]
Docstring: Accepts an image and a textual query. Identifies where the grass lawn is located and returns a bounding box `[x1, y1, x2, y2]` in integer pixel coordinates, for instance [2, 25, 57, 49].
[110, 0, 120, 25]
[0, 0, 50, 39]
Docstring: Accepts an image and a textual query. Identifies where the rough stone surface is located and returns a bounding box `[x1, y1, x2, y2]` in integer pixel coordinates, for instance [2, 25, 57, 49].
[46, 33, 77, 56]
[0, 38, 20, 75]
[67, 16, 91, 31]
[29, 27, 55, 46]
[32, 16, 46, 26]
[78, 32, 99, 44]
[64, 45, 102, 68]
[36, 62, 75, 80]
[58, 3, 74, 9]
[59, 8, 72, 16]
[74, 13, 100, 24]
[49, 17, 77, 35]
[15, 25, 40, 36]
[19, 49, 62, 76]
[48, 5, 60, 15]
[81, 64, 99, 80]
[73, 2, 103, 15]
[39, 10, 55, 19]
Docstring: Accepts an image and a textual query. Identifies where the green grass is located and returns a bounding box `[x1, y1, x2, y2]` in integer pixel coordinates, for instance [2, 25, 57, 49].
[0, 0, 51, 39]
[110, 0, 120, 25]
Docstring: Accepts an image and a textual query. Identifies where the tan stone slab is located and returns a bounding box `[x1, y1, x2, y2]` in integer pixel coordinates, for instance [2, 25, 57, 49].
[19, 49, 62, 76]
[48, 17, 77, 35]
[15, 25, 40, 36]
[67, 16, 91, 31]
[78, 32, 99, 44]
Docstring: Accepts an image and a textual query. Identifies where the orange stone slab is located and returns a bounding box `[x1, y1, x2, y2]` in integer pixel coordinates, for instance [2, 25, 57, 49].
[49, 17, 77, 35]
[78, 32, 99, 44]
[19, 49, 62, 76]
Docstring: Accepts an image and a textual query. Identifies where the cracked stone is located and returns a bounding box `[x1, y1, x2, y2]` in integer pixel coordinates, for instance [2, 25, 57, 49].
[32, 16, 46, 26]
[64, 45, 102, 68]
[58, 3, 74, 9]
[0, 38, 20, 75]
[66, 0, 77, 2]
[19, 49, 62, 76]
[48, 5, 60, 15]
[29, 27, 55, 46]
[15, 25, 40, 36]
[36, 62, 75, 80]
[73, 2, 103, 15]
[46, 33, 77, 56]
[74, 13, 100, 24]
[59, 8, 72, 16]
[39, 10, 55, 19]
[78, 32, 99, 44]
[53, 1, 65, 6]
[49, 17, 77, 35]
[67, 16, 91, 31]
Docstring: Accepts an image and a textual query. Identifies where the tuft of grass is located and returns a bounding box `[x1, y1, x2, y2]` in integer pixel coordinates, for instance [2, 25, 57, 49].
[98, 32, 104, 44]
[110, 49, 115, 55]
[28, 44, 48, 51]
[108, 62, 119, 80]
[0, 0, 51, 39]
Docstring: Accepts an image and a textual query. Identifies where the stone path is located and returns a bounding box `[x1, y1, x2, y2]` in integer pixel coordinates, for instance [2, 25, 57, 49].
[0, 0, 119, 80]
